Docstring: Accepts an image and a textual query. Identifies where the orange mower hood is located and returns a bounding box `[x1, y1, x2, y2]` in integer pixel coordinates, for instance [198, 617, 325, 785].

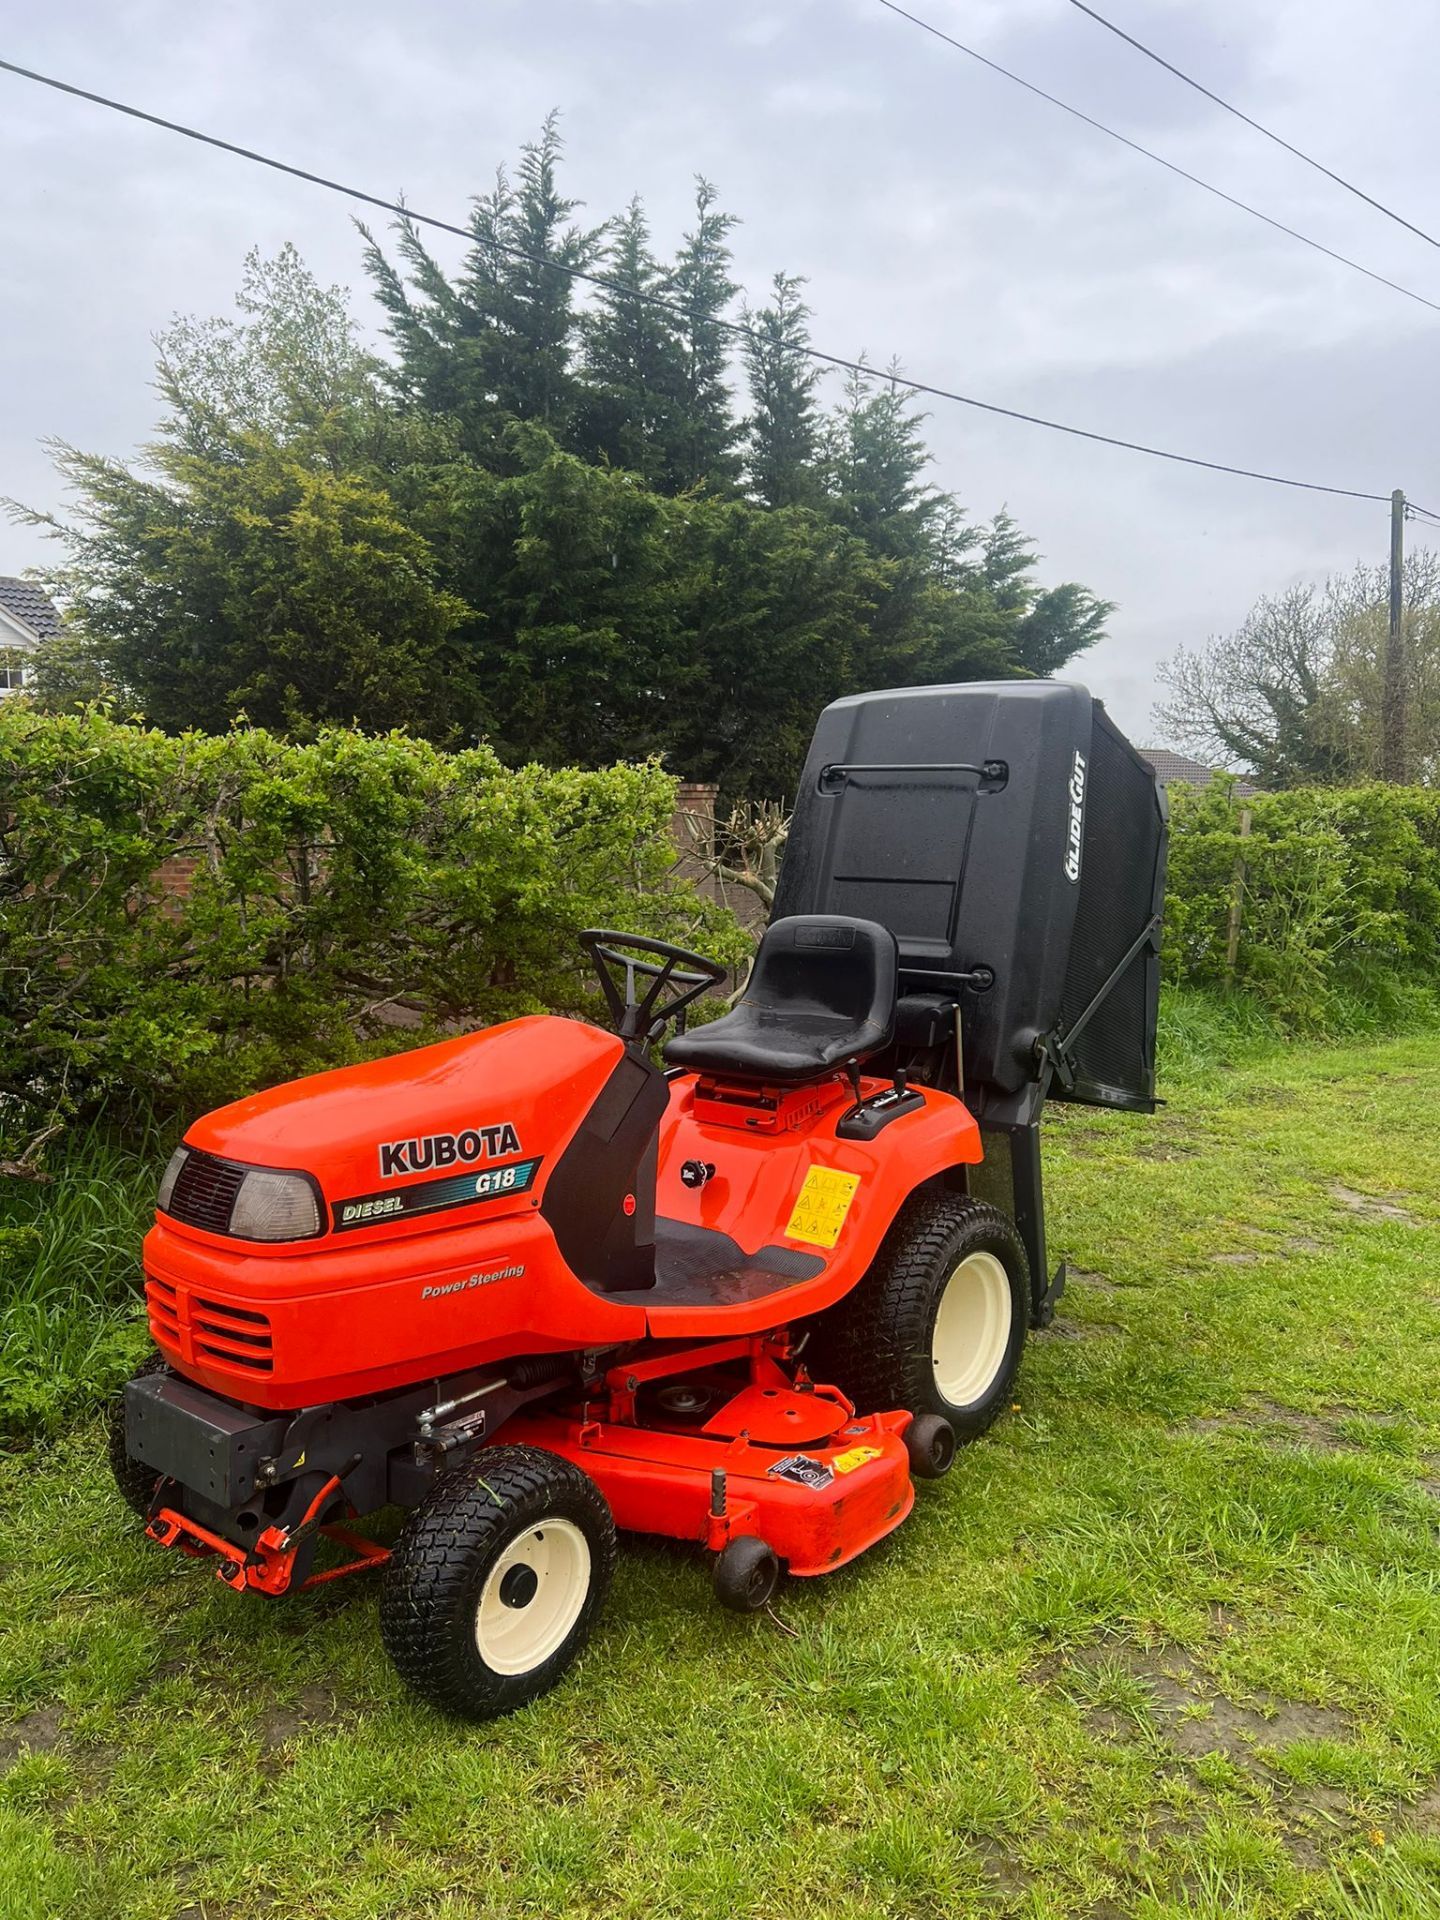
[182, 1015, 623, 1211]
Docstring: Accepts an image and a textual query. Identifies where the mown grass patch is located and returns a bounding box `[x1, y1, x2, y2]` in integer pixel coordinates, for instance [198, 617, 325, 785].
[2, 1030, 1439, 1917]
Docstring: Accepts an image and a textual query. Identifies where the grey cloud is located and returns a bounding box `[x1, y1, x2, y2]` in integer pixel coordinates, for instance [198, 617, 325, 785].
[2, 0, 1436, 743]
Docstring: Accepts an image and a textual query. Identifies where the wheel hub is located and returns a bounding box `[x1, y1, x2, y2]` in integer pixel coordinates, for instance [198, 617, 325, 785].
[931, 1250, 1012, 1407]
[499, 1563, 539, 1609]
[474, 1520, 592, 1675]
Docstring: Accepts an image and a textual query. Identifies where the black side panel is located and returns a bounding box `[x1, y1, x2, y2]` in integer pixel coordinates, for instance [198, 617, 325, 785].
[1051, 704, 1169, 1111]
[541, 1052, 669, 1293]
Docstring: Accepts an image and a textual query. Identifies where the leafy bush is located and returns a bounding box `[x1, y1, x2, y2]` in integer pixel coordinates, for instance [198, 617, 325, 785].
[1164, 780, 1440, 1029]
[0, 705, 747, 1151]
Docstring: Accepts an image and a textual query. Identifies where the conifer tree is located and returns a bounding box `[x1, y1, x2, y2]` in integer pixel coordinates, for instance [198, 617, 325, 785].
[576, 198, 690, 488]
[35, 127, 1118, 792]
[363, 112, 601, 458]
[670, 178, 742, 491]
[982, 510, 1112, 677]
[824, 361, 942, 561]
[742, 274, 822, 508]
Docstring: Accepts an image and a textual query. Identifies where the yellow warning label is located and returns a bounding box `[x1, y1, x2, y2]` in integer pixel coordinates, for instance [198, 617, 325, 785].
[833, 1445, 882, 1476]
[784, 1165, 861, 1249]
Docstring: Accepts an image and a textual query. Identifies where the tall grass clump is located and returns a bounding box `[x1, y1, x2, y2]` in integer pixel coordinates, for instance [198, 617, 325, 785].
[0, 1119, 168, 1437]
[1154, 985, 1282, 1082]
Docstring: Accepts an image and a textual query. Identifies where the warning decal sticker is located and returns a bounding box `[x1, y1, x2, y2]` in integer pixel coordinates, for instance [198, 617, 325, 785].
[784, 1165, 861, 1250]
[767, 1455, 834, 1490]
[833, 1445, 882, 1476]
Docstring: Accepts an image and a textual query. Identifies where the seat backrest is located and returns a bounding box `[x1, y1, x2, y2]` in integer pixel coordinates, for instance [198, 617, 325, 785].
[744, 915, 897, 1030]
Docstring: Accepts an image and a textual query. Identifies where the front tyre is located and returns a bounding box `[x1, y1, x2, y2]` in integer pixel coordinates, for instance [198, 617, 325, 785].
[107, 1351, 171, 1516]
[811, 1195, 1029, 1442]
[380, 1446, 615, 1721]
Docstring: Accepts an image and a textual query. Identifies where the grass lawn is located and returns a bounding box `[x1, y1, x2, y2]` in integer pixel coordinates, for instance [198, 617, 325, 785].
[3, 1028, 1439, 1919]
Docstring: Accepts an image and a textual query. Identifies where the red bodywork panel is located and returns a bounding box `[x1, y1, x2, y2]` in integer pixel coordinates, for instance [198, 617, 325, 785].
[144, 1015, 982, 1409]
[646, 1074, 979, 1338]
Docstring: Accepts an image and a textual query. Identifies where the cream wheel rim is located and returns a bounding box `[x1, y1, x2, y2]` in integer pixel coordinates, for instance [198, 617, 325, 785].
[931, 1251, 1012, 1406]
[474, 1519, 591, 1675]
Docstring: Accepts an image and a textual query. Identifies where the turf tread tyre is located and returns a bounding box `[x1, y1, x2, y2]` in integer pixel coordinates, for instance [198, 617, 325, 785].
[380, 1445, 615, 1721]
[810, 1192, 1028, 1441]
[107, 1351, 171, 1516]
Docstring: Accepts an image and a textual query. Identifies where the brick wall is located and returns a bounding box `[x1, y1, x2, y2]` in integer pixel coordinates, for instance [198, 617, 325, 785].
[156, 854, 199, 901]
[671, 781, 717, 871]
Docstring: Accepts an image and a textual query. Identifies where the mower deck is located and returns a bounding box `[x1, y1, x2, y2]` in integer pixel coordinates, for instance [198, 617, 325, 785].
[504, 1338, 915, 1577]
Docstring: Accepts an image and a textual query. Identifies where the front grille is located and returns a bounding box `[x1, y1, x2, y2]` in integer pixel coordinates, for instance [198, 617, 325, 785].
[166, 1149, 246, 1235]
[193, 1294, 274, 1371]
[145, 1273, 181, 1345]
[145, 1274, 274, 1374]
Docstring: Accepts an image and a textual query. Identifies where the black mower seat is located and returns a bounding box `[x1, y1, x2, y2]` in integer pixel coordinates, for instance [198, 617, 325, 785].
[663, 915, 898, 1086]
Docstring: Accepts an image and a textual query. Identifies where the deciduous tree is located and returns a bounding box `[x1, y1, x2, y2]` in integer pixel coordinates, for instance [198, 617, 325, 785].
[1155, 556, 1440, 787]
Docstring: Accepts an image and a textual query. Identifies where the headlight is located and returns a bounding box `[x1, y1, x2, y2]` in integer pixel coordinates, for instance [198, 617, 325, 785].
[157, 1146, 189, 1212]
[229, 1169, 323, 1242]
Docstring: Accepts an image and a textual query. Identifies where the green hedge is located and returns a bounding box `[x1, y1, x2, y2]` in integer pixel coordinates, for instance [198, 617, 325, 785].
[1164, 780, 1440, 1028]
[0, 706, 746, 1151]
[5, 703, 1438, 1159]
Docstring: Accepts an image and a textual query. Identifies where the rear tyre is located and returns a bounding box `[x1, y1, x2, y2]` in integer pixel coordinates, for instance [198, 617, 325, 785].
[713, 1536, 782, 1613]
[810, 1194, 1029, 1442]
[379, 1446, 615, 1721]
[107, 1351, 171, 1516]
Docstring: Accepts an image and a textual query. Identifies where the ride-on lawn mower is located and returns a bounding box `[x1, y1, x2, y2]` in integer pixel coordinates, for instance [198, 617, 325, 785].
[113, 682, 1166, 1719]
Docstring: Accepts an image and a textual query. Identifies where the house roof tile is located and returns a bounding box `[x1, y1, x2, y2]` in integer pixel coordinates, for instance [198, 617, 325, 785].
[0, 577, 61, 640]
[1140, 748, 1261, 798]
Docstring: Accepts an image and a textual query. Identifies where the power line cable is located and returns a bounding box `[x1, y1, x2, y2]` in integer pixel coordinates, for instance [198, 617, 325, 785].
[0, 53, 1396, 504]
[1069, 0, 1440, 253]
[873, 1, 1440, 318]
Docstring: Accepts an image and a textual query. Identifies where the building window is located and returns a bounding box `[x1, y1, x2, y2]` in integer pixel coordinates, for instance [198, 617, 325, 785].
[0, 662, 31, 692]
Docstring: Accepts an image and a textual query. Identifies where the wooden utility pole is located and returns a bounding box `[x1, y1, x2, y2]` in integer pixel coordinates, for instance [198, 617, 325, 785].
[1382, 488, 1406, 783]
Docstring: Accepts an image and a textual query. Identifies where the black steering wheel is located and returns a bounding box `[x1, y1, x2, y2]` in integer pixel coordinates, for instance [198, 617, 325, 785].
[579, 930, 727, 1045]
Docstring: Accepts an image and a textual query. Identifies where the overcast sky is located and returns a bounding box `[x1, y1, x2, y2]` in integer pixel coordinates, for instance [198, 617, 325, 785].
[4, 0, 1437, 742]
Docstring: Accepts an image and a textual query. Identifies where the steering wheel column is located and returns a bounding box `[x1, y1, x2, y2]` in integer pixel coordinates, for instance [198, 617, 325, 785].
[534, 933, 725, 1298]
[579, 931, 727, 1049]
